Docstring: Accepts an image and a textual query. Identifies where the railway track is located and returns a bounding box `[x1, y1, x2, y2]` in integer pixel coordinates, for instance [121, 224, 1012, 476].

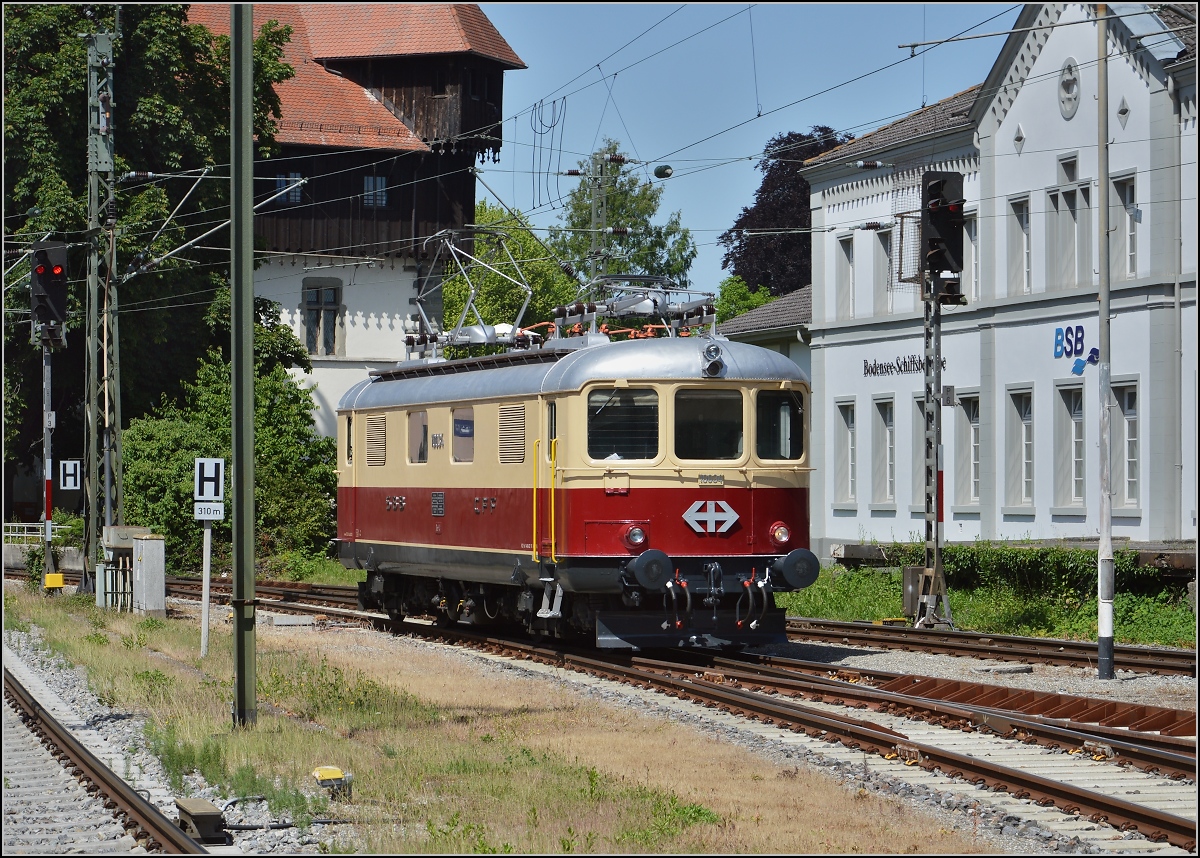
[154, 579, 1199, 849]
[3, 667, 206, 855]
[11, 568, 1194, 677]
[6, 568, 1197, 849]
[786, 618, 1198, 678]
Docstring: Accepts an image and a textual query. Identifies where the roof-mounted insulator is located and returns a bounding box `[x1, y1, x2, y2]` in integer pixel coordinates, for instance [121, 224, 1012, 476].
[552, 301, 596, 319]
[855, 161, 891, 169]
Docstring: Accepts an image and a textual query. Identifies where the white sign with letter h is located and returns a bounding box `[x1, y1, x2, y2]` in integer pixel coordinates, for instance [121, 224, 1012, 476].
[194, 458, 224, 501]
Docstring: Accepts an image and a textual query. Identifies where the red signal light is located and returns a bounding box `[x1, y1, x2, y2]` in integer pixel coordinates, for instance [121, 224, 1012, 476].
[52, 265, 63, 275]
[35, 265, 46, 275]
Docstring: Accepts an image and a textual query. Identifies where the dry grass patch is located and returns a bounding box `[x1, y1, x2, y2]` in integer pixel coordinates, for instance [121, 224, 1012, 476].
[3, 586, 990, 853]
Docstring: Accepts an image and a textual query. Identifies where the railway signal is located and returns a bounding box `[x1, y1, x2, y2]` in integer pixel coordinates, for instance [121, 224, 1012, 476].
[920, 171, 965, 278]
[30, 240, 69, 347]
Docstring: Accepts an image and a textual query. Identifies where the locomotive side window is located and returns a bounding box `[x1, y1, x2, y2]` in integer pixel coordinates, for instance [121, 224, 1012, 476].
[587, 388, 658, 460]
[409, 410, 428, 463]
[452, 407, 474, 463]
[345, 414, 353, 465]
[675, 390, 743, 460]
[756, 390, 805, 460]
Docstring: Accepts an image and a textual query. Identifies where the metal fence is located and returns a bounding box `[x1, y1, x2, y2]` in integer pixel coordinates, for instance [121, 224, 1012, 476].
[3, 523, 67, 544]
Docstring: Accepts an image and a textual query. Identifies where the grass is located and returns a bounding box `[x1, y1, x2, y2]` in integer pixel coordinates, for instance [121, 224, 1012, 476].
[3, 583, 990, 854]
[775, 567, 1197, 648]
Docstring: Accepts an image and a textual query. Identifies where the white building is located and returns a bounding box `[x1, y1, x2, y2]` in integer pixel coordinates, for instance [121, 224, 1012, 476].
[189, 4, 526, 438]
[729, 3, 1195, 559]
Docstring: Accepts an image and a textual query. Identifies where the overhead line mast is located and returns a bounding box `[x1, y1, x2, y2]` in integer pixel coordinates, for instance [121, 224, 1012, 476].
[84, 25, 122, 595]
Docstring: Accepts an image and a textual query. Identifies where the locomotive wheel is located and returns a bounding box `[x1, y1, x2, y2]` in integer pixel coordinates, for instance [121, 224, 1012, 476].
[433, 613, 457, 628]
[384, 597, 405, 622]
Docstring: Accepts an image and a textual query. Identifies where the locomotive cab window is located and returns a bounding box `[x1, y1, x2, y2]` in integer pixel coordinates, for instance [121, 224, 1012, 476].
[452, 407, 474, 463]
[675, 390, 743, 460]
[756, 390, 805, 460]
[409, 410, 428, 464]
[587, 388, 658, 460]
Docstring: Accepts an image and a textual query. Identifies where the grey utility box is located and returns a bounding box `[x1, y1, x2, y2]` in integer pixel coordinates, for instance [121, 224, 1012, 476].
[132, 534, 166, 618]
[99, 525, 152, 610]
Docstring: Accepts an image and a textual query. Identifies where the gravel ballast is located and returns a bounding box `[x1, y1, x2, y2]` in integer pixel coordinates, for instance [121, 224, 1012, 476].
[4, 585, 1194, 855]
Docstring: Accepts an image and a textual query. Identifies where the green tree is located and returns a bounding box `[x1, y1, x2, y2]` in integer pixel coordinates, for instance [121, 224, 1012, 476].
[3, 4, 293, 502]
[549, 138, 697, 287]
[441, 200, 579, 346]
[715, 275, 774, 323]
[122, 297, 335, 572]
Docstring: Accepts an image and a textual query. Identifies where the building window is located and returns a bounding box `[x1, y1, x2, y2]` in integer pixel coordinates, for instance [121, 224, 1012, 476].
[1116, 178, 1136, 277]
[1008, 391, 1034, 505]
[879, 230, 894, 314]
[1063, 388, 1084, 502]
[836, 402, 856, 502]
[451, 407, 474, 463]
[1114, 385, 1138, 505]
[965, 215, 979, 301]
[276, 172, 301, 204]
[304, 285, 340, 356]
[959, 396, 980, 503]
[874, 400, 895, 502]
[837, 236, 855, 320]
[1010, 199, 1031, 294]
[364, 175, 388, 208]
[1047, 190, 1078, 290]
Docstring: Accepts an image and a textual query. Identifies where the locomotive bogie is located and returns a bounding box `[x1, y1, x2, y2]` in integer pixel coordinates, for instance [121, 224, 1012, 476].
[338, 337, 818, 648]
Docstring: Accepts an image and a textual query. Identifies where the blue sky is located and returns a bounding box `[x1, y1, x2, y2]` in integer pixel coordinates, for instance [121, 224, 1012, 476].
[476, 3, 1022, 293]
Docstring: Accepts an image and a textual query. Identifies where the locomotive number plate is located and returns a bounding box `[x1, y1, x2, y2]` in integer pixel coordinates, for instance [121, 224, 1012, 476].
[431, 491, 445, 517]
[697, 474, 724, 486]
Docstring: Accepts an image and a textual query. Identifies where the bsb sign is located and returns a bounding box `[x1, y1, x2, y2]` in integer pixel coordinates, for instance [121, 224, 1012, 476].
[1053, 324, 1099, 376]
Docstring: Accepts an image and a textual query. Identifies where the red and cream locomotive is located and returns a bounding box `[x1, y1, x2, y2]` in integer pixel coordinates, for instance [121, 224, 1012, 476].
[338, 255, 817, 649]
[336, 326, 818, 649]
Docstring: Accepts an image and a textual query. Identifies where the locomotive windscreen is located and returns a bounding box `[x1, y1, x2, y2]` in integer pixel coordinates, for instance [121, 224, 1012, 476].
[674, 390, 743, 460]
[587, 388, 658, 460]
[756, 391, 805, 460]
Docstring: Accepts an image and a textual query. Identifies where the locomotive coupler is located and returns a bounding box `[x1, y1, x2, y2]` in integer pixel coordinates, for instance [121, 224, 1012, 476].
[701, 562, 724, 616]
[619, 571, 642, 608]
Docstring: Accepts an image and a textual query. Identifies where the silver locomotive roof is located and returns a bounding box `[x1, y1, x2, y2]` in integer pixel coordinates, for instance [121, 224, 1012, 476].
[338, 336, 809, 413]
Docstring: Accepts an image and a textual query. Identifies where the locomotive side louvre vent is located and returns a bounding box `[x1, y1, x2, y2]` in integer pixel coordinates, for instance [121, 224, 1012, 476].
[366, 414, 386, 467]
[498, 404, 526, 464]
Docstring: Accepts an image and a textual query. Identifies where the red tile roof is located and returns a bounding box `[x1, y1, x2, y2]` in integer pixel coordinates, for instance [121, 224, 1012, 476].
[300, 4, 525, 68]
[186, 3, 524, 151]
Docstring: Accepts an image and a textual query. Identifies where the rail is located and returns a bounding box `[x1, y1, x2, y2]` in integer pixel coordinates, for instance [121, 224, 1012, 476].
[4, 667, 207, 854]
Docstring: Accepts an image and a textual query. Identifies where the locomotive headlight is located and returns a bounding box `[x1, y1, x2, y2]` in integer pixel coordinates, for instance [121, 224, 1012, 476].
[769, 522, 791, 546]
[703, 342, 722, 361]
[624, 525, 647, 548]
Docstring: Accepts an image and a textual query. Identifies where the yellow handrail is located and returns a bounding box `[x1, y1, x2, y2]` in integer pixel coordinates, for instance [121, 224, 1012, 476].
[549, 438, 558, 562]
[531, 439, 540, 561]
